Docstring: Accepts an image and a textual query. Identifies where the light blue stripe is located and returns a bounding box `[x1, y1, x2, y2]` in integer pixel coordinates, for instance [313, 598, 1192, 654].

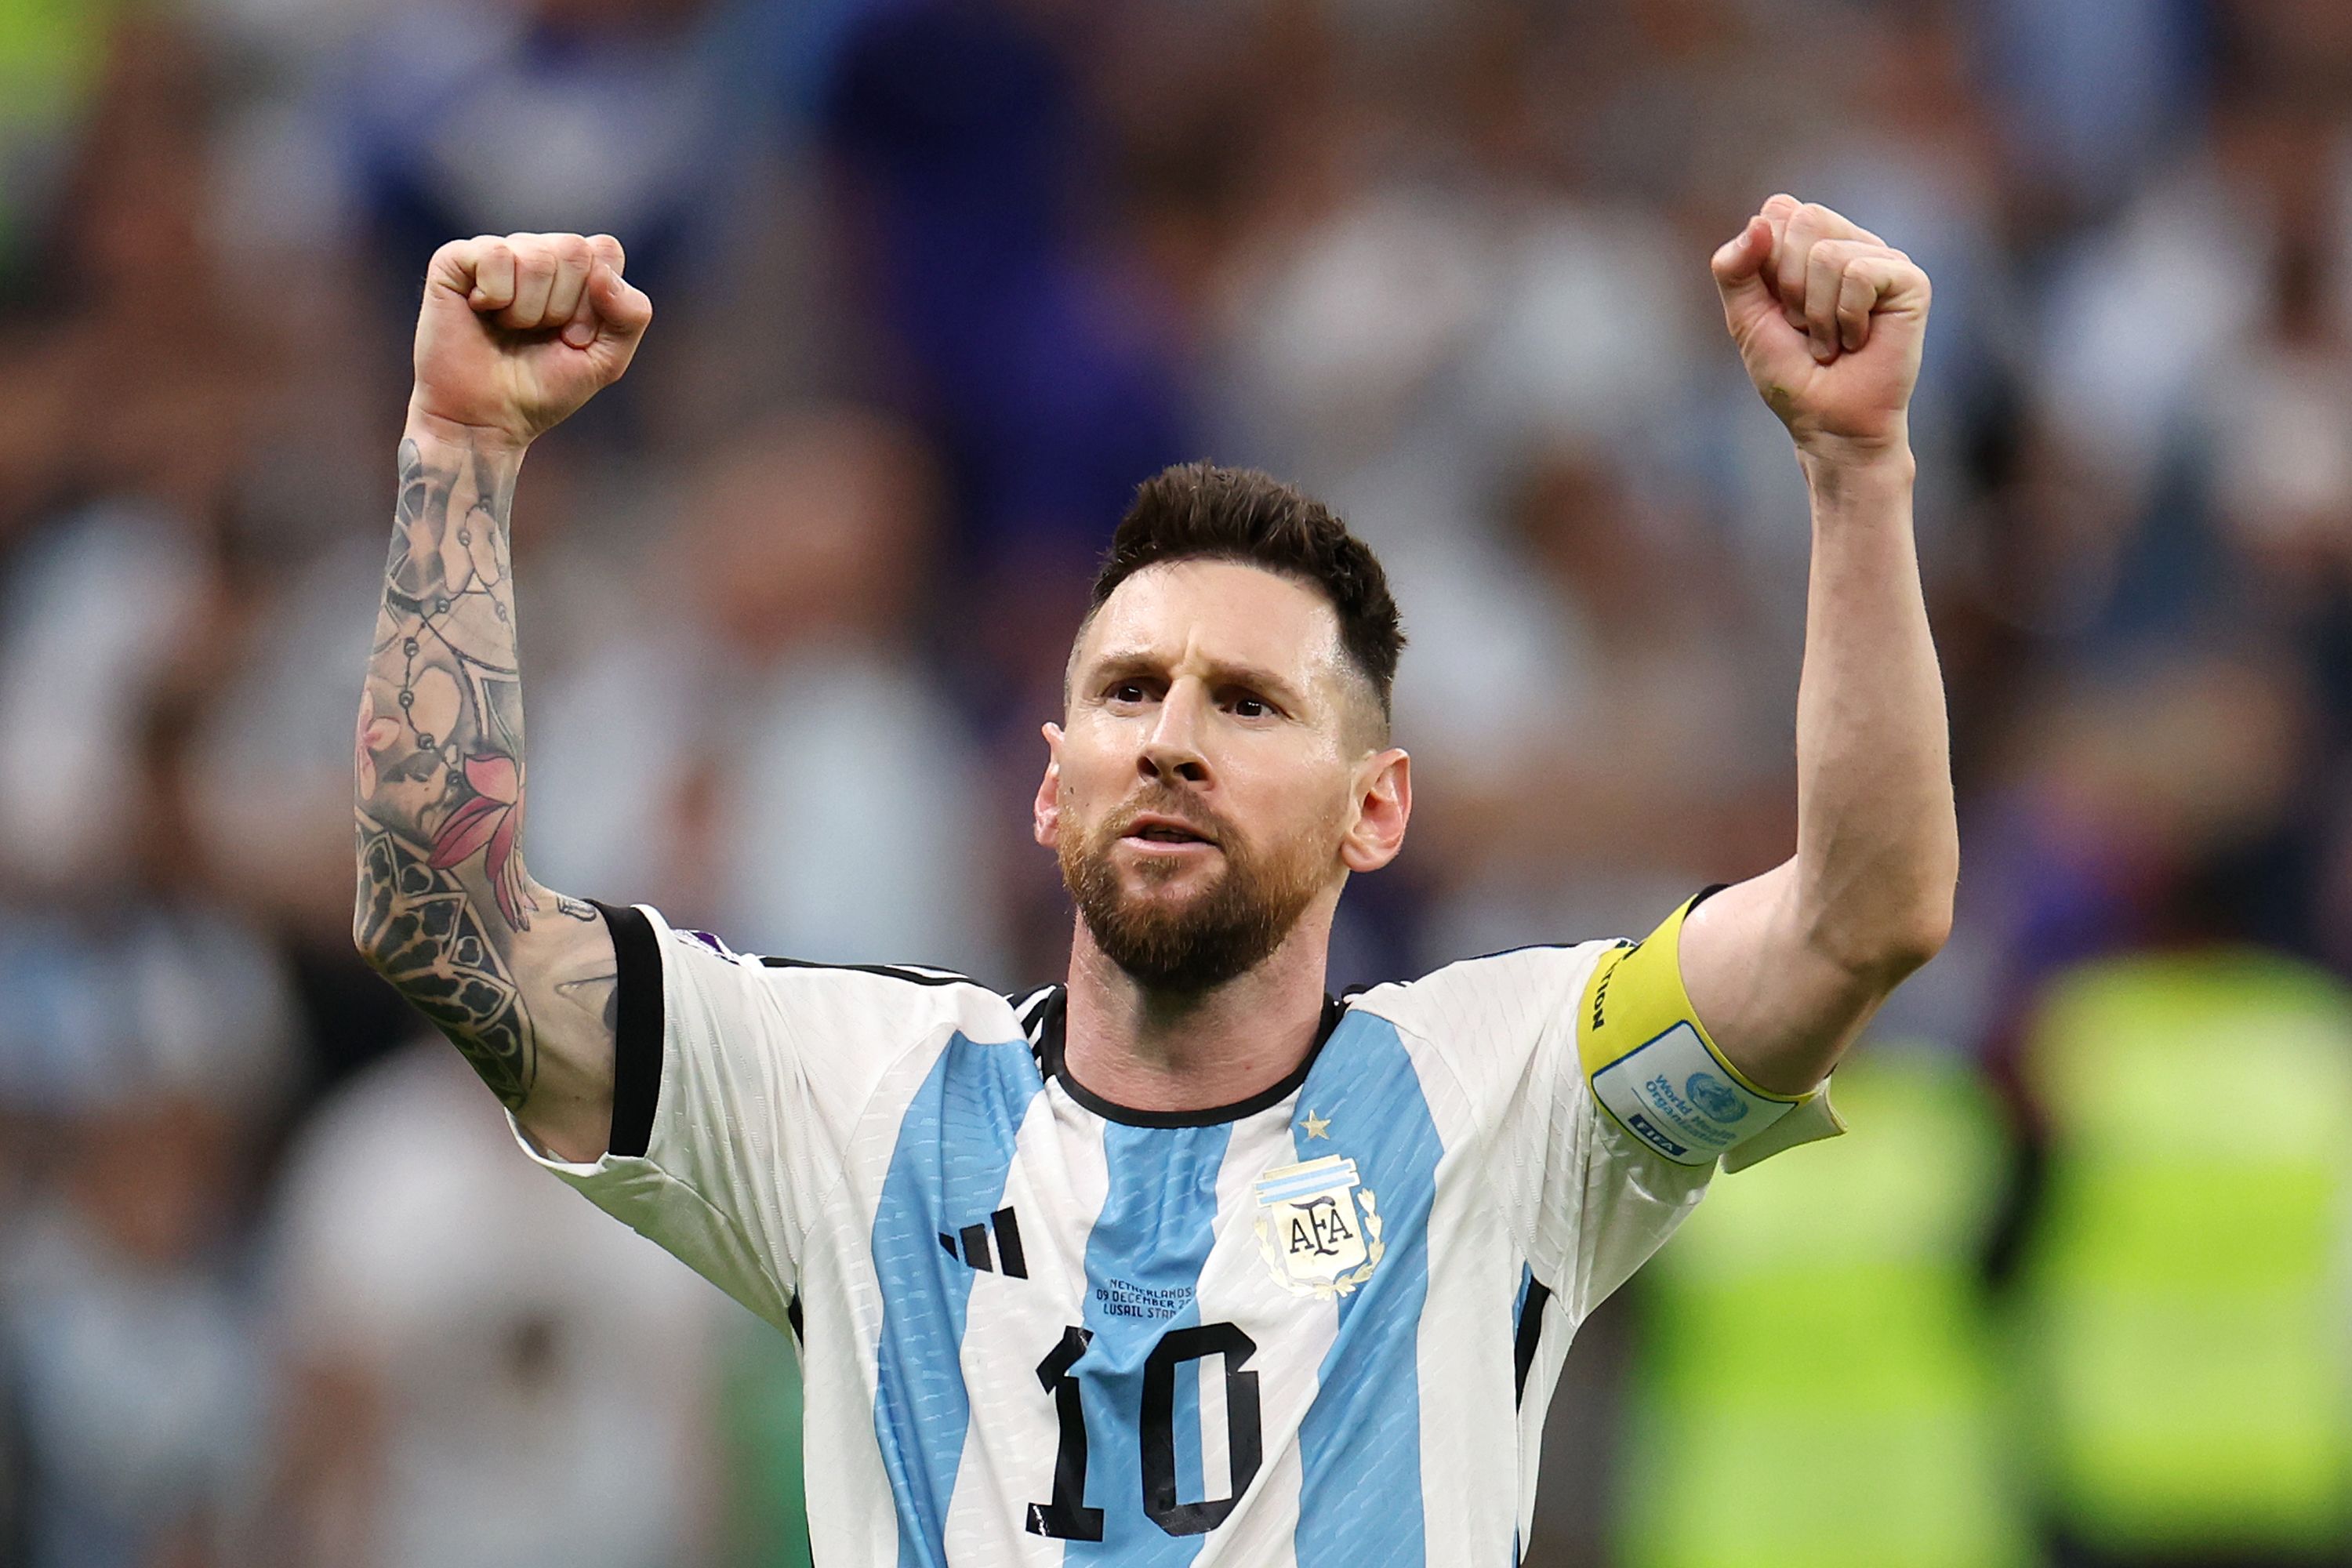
[1063, 1120, 1231, 1565]
[869, 1033, 1045, 1566]
[1294, 1012, 1443, 1567]
[1254, 1160, 1359, 1203]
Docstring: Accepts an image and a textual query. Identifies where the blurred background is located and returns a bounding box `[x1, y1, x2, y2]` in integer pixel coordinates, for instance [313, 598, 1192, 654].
[2, 0, 2350, 1564]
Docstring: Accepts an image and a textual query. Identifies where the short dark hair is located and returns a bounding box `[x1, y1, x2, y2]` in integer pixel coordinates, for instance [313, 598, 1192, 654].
[1085, 462, 1406, 732]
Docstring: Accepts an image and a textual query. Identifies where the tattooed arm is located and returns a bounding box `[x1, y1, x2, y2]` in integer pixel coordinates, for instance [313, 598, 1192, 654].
[354, 232, 653, 1162]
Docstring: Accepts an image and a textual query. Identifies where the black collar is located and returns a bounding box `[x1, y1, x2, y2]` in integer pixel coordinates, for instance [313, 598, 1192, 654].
[1019, 985, 1349, 1128]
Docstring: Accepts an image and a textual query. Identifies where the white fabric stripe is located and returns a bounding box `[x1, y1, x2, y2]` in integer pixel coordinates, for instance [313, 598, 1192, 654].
[940, 1081, 1110, 1566]
[1399, 1025, 1523, 1563]
[1192, 1103, 1324, 1568]
[1199, 1347, 1233, 1501]
[798, 1011, 964, 1568]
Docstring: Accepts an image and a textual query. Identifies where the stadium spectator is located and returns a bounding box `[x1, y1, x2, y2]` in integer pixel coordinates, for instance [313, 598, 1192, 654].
[263, 1040, 719, 1568]
[526, 405, 1011, 979]
[0, 897, 294, 1568]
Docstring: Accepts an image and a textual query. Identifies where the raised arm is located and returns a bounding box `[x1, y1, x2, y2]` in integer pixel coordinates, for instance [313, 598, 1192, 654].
[1675, 196, 1957, 1095]
[353, 231, 654, 1161]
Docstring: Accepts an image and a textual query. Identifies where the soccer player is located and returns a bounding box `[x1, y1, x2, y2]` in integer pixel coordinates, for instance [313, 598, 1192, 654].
[354, 196, 1951, 1563]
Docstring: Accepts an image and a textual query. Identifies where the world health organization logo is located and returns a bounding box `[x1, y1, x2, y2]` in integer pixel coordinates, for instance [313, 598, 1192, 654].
[1254, 1154, 1383, 1298]
[1684, 1071, 1748, 1123]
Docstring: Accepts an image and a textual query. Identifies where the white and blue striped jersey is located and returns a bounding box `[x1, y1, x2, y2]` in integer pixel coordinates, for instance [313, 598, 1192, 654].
[514, 899, 1770, 1565]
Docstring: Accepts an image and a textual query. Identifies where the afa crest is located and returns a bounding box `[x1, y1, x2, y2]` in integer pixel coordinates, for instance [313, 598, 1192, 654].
[1254, 1155, 1384, 1298]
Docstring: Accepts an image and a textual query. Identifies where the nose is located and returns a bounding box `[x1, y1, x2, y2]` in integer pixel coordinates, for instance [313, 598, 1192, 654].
[1139, 681, 1210, 786]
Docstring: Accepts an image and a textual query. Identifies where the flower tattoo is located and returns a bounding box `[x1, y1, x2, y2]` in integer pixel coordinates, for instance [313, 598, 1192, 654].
[428, 750, 536, 927]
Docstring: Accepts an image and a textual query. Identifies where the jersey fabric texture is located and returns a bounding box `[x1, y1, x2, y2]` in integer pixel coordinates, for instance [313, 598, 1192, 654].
[513, 900, 1757, 1566]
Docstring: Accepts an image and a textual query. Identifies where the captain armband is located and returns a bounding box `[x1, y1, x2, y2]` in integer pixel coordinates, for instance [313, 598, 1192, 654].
[1577, 894, 1845, 1174]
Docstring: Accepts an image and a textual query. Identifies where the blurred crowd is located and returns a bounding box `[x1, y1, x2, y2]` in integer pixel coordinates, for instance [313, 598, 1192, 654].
[2, 1, 2350, 1565]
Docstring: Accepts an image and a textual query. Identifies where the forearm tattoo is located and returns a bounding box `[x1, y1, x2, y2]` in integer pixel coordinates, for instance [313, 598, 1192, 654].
[353, 434, 586, 1107]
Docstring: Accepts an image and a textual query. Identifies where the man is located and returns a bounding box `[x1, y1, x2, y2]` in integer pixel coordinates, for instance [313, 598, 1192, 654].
[354, 197, 1954, 1563]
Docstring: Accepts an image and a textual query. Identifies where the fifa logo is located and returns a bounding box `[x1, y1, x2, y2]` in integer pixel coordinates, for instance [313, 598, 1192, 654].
[1254, 1155, 1384, 1298]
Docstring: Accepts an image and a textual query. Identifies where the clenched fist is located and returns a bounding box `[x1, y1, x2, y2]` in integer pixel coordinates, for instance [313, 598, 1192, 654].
[408, 232, 654, 451]
[1712, 195, 1929, 460]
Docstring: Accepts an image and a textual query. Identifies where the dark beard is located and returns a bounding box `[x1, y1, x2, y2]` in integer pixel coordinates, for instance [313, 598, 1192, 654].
[1059, 793, 1327, 993]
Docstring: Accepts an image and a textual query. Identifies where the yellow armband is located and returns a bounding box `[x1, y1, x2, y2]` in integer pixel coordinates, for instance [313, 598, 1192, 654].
[1577, 894, 1846, 1172]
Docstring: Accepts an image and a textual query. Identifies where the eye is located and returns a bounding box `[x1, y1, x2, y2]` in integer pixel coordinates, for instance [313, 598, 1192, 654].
[1229, 693, 1273, 719]
[1105, 680, 1152, 705]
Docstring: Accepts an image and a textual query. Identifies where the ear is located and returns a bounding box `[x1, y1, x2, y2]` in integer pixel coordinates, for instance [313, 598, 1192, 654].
[1033, 722, 1065, 848]
[1340, 746, 1410, 873]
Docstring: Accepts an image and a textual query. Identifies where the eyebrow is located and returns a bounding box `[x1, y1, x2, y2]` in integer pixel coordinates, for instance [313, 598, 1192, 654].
[1083, 647, 1312, 713]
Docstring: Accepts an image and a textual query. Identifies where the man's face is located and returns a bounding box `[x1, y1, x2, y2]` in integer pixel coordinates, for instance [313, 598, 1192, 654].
[1035, 559, 1409, 991]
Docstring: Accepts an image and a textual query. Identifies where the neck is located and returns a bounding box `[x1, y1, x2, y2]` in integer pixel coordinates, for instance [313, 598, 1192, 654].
[1060, 902, 1337, 1113]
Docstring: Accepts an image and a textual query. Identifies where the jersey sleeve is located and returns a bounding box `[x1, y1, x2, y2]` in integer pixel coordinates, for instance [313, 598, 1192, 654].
[1548, 890, 1845, 1300]
[504, 901, 983, 1332]
[1369, 891, 1843, 1325]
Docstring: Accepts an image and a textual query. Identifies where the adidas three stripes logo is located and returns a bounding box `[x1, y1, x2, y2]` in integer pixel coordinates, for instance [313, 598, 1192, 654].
[940, 1207, 1028, 1278]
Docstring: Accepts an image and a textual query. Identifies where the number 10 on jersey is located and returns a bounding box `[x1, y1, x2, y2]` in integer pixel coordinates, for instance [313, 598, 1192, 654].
[1028, 1322, 1264, 1540]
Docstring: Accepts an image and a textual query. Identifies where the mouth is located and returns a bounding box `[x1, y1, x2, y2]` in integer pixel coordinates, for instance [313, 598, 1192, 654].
[1117, 812, 1221, 850]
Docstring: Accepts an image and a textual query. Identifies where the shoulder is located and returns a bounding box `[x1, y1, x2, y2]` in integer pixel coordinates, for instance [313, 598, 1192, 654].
[1329, 942, 1625, 1152]
[1346, 939, 1624, 1048]
[639, 909, 1030, 1047]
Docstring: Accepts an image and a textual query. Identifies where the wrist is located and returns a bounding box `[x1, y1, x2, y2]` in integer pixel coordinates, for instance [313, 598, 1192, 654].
[403, 401, 531, 463]
[1796, 433, 1915, 495]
